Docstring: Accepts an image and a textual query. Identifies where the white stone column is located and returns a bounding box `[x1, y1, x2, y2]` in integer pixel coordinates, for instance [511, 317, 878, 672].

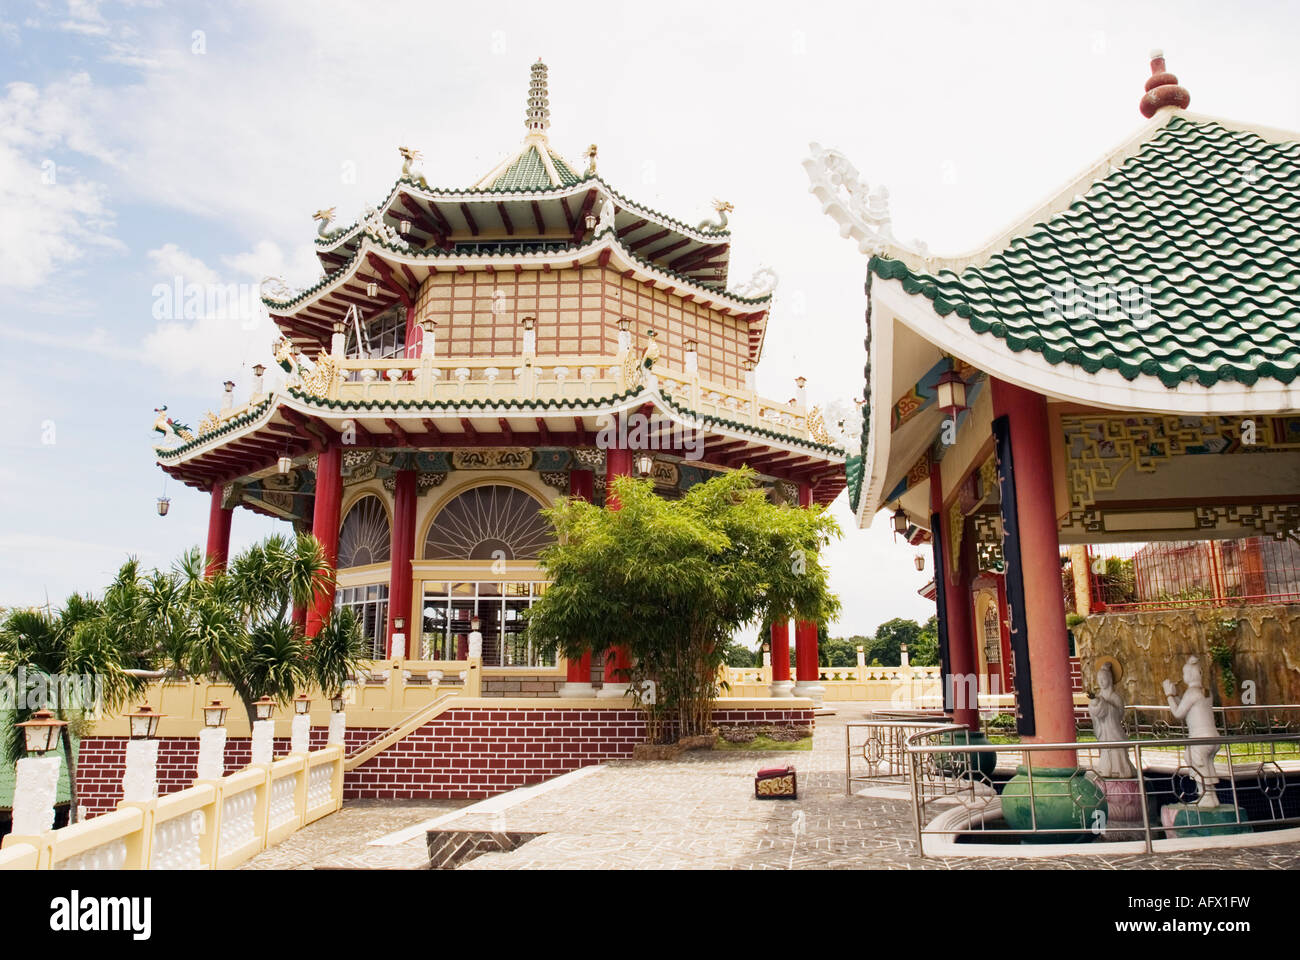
[196, 725, 227, 780]
[290, 714, 311, 754]
[251, 718, 275, 766]
[328, 709, 347, 746]
[122, 739, 159, 804]
[12, 755, 61, 835]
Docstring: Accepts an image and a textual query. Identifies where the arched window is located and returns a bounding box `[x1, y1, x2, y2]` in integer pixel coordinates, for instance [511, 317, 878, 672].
[423, 485, 554, 561]
[338, 495, 391, 568]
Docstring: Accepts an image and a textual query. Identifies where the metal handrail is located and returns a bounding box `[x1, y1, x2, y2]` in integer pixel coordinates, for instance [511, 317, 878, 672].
[902, 723, 1300, 855]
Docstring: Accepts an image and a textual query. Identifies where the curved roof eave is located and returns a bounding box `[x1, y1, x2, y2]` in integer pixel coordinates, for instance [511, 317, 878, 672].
[874, 275, 1300, 416]
[154, 385, 847, 470]
[313, 174, 732, 254]
[265, 231, 772, 320]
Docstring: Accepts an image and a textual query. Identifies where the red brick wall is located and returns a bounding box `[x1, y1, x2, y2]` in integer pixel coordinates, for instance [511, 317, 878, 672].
[74, 706, 814, 816]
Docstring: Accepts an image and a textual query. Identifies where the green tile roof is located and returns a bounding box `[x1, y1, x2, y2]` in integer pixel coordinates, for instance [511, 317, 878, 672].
[870, 116, 1300, 389]
[488, 145, 580, 191]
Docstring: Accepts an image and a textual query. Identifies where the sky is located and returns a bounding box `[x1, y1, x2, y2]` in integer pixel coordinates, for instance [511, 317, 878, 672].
[1, 0, 1297, 640]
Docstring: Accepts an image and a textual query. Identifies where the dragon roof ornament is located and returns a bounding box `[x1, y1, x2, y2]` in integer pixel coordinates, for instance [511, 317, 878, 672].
[731, 265, 778, 300]
[803, 142, 931, 268]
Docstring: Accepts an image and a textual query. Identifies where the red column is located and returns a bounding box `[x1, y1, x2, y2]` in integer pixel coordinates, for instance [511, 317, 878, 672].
[991, 378, 1075, 763]
[794, 482, 820, 685]
[387, 469, 417, 658]
[306, 446, 343, 638]
[770, 620, 791, 682]
[795, 620, 820, 682]
[603, 447, 633, 686]
[205, 485, 233, 578]
[932, 460, 980, 731]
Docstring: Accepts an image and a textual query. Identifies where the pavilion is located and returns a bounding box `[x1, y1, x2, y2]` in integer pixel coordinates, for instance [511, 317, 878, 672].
[807, 52, 1300, 797]
[153, 59, 846, 701]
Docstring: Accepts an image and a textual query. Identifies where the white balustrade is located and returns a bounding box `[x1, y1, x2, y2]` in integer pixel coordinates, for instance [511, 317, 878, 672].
[218, 788, 257, 858]
[269, 774, 298, 829]
[307, 764, 333, 811]
[150, 813, 202, 870]
[53, 838, 128, 870]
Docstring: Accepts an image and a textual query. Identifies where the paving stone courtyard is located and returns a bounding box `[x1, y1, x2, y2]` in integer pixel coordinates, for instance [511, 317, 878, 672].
[243, 704, 1300, 870]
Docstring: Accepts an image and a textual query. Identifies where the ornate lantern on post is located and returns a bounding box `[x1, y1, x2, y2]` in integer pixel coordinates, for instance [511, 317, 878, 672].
[12, 711, 69, 835]
[122, 705, 165, 804]
[251, 696, 276, 765]
[125, 704, 164, 740]
[198, 700, 228, 780]
[203, 700, 230, 728]
[291, 694, 312, 753]
[16, 710, 66, 755]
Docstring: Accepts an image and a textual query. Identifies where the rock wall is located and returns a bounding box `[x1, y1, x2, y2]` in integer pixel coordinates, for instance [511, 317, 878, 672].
[1073, 604, 1300, 706]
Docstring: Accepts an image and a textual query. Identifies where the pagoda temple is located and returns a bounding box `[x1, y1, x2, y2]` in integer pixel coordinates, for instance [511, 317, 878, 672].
[808, 51, 1300, 820]
[154, 59, 847, 699]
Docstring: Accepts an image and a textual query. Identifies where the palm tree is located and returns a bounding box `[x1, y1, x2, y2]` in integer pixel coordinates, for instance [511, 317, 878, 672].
[1, 589, 142, 823]
[174, 534, 340, 725]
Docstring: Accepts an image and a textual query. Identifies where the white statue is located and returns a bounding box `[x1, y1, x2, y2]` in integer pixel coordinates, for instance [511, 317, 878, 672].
[467, 618, 483, 660]
[1088, 661, 1136, 778]
[1162, 655, 1222, 808]
[596, 195, 616, 236]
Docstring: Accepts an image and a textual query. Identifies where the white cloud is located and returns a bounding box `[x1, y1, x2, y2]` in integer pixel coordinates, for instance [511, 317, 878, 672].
[147, 242, 220, 286]
[0, 74, 122, 288]
[138, 241, 307, 386]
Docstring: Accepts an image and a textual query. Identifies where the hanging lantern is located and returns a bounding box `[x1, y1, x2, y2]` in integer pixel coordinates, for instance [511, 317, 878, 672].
[366, 281, 378, 298]
[277, 455, 292, 475]
[585, 213, 597, 231]
[892, 506, 909, 536]
[17, 710, 66, 755]
[156, 496, 171, 516]
[635, 452, 655, 477]
[935, 369, 967, 417]
[253, 696, 276, 722]
[125, 704, 164, 740]
[914, 554, 926, 571]
[399, 219, 412, 234]
[203, 700, 230, 728]
[292, 694, 312, 716]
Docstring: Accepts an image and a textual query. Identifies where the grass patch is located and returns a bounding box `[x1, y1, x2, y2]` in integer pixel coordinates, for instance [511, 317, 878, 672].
[714, 735, 814, 751]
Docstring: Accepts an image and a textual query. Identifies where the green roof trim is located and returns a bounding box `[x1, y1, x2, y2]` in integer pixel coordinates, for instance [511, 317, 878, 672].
[314, 174, 731, 250]
[268, 228, 768, 315]
[153, 398, 274, 460]
[870, 116, 1300, 390]
[157, 386, 843, 466]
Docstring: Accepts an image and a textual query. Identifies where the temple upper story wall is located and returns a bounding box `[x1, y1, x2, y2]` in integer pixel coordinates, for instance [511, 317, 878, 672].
[414, 264, 750, 389]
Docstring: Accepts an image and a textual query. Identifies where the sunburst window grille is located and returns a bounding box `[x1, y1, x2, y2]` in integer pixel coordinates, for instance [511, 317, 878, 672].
[338, 496, 391, 568]
[423, 485, 554, 561]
